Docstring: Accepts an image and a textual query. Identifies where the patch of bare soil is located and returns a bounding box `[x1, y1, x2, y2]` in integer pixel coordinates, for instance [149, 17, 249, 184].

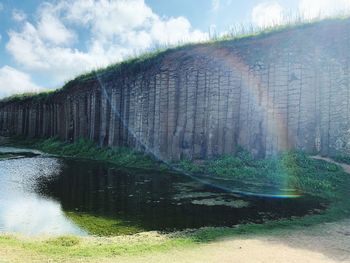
[108, 220, 350, 263]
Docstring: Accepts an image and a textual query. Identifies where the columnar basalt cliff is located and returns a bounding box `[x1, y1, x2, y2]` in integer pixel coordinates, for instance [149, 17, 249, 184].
[1, 19, 350, 160]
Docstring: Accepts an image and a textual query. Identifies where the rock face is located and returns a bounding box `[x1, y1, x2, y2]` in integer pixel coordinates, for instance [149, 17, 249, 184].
[1, 19, 350, 160]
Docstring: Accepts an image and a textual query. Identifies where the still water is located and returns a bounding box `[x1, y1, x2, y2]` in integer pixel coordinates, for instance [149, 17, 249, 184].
[0, 147, 326, 236]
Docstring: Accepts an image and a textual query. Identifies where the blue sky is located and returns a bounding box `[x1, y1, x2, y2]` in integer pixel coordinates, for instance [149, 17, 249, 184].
[0, 0, 349, 98]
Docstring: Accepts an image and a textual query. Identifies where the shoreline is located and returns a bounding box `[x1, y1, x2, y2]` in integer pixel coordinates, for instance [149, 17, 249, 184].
[1, 218, 350, 262]
[0, 137, 350, 262]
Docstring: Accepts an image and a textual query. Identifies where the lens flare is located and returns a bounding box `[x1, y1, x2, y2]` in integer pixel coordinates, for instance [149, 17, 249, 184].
[94, 47, 306, 199]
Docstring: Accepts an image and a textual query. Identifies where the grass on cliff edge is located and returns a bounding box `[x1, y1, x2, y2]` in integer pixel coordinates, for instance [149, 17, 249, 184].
[2, 16, 350, 104]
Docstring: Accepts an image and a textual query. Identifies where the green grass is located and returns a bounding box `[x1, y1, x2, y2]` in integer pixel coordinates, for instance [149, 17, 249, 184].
[0, 233, 194, 260]
[178, 150, 346, 201]
[65, 212, 144, 236]
[46, 236, 81, 247]
[9, 137, 161, 170]
[332, 154, 350, 165]
[0, 90, 55, 103]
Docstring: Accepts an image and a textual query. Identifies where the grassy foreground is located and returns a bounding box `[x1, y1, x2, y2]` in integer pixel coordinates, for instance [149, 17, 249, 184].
[1, 209, 350, 262]
[1, 137, 350, 261]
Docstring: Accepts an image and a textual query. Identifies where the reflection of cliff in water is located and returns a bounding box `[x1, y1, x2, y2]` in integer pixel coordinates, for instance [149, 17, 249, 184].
[39, 159, 327, 231]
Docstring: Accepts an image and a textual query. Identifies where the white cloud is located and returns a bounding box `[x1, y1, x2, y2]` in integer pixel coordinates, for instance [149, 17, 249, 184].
[12, 9, 27, 22]
[212, 0, 220, 12]
[251, 0, 350, 29]
[252, 2, 285, 28]
[7, 23, 49, 69]
[6, 0, 207, 86]
[299, 0, 350, 19]
[0, 66, 44, 98]
[37, 13, 76, 45]
[70, 0, 156, 38]
[151, 16, 205, 45]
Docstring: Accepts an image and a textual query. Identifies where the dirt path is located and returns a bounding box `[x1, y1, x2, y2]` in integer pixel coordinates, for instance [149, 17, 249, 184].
[109, 221, 350, 263]
[313, 155, 350, 174]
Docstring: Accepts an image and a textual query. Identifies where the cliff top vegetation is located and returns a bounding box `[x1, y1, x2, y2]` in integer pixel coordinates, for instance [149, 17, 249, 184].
[1, 15, 350, 104]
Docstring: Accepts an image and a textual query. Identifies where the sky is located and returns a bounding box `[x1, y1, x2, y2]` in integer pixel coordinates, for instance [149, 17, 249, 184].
[0, 0, 349, 98]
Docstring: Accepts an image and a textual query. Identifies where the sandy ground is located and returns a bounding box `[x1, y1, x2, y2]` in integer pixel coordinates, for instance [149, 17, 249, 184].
[2, 222, 350, 263]
[110, 220, 350, 263]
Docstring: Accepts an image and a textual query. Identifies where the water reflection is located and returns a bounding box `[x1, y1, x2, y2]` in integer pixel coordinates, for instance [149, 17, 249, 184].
[42, 159, 326, 232]
[0, 195, 85, 236]
[0, 157, 86, 236]
[0, 149, 327, 236]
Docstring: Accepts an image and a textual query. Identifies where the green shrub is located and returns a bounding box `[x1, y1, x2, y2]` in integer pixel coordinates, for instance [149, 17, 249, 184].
[11, 137, 158, 170]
